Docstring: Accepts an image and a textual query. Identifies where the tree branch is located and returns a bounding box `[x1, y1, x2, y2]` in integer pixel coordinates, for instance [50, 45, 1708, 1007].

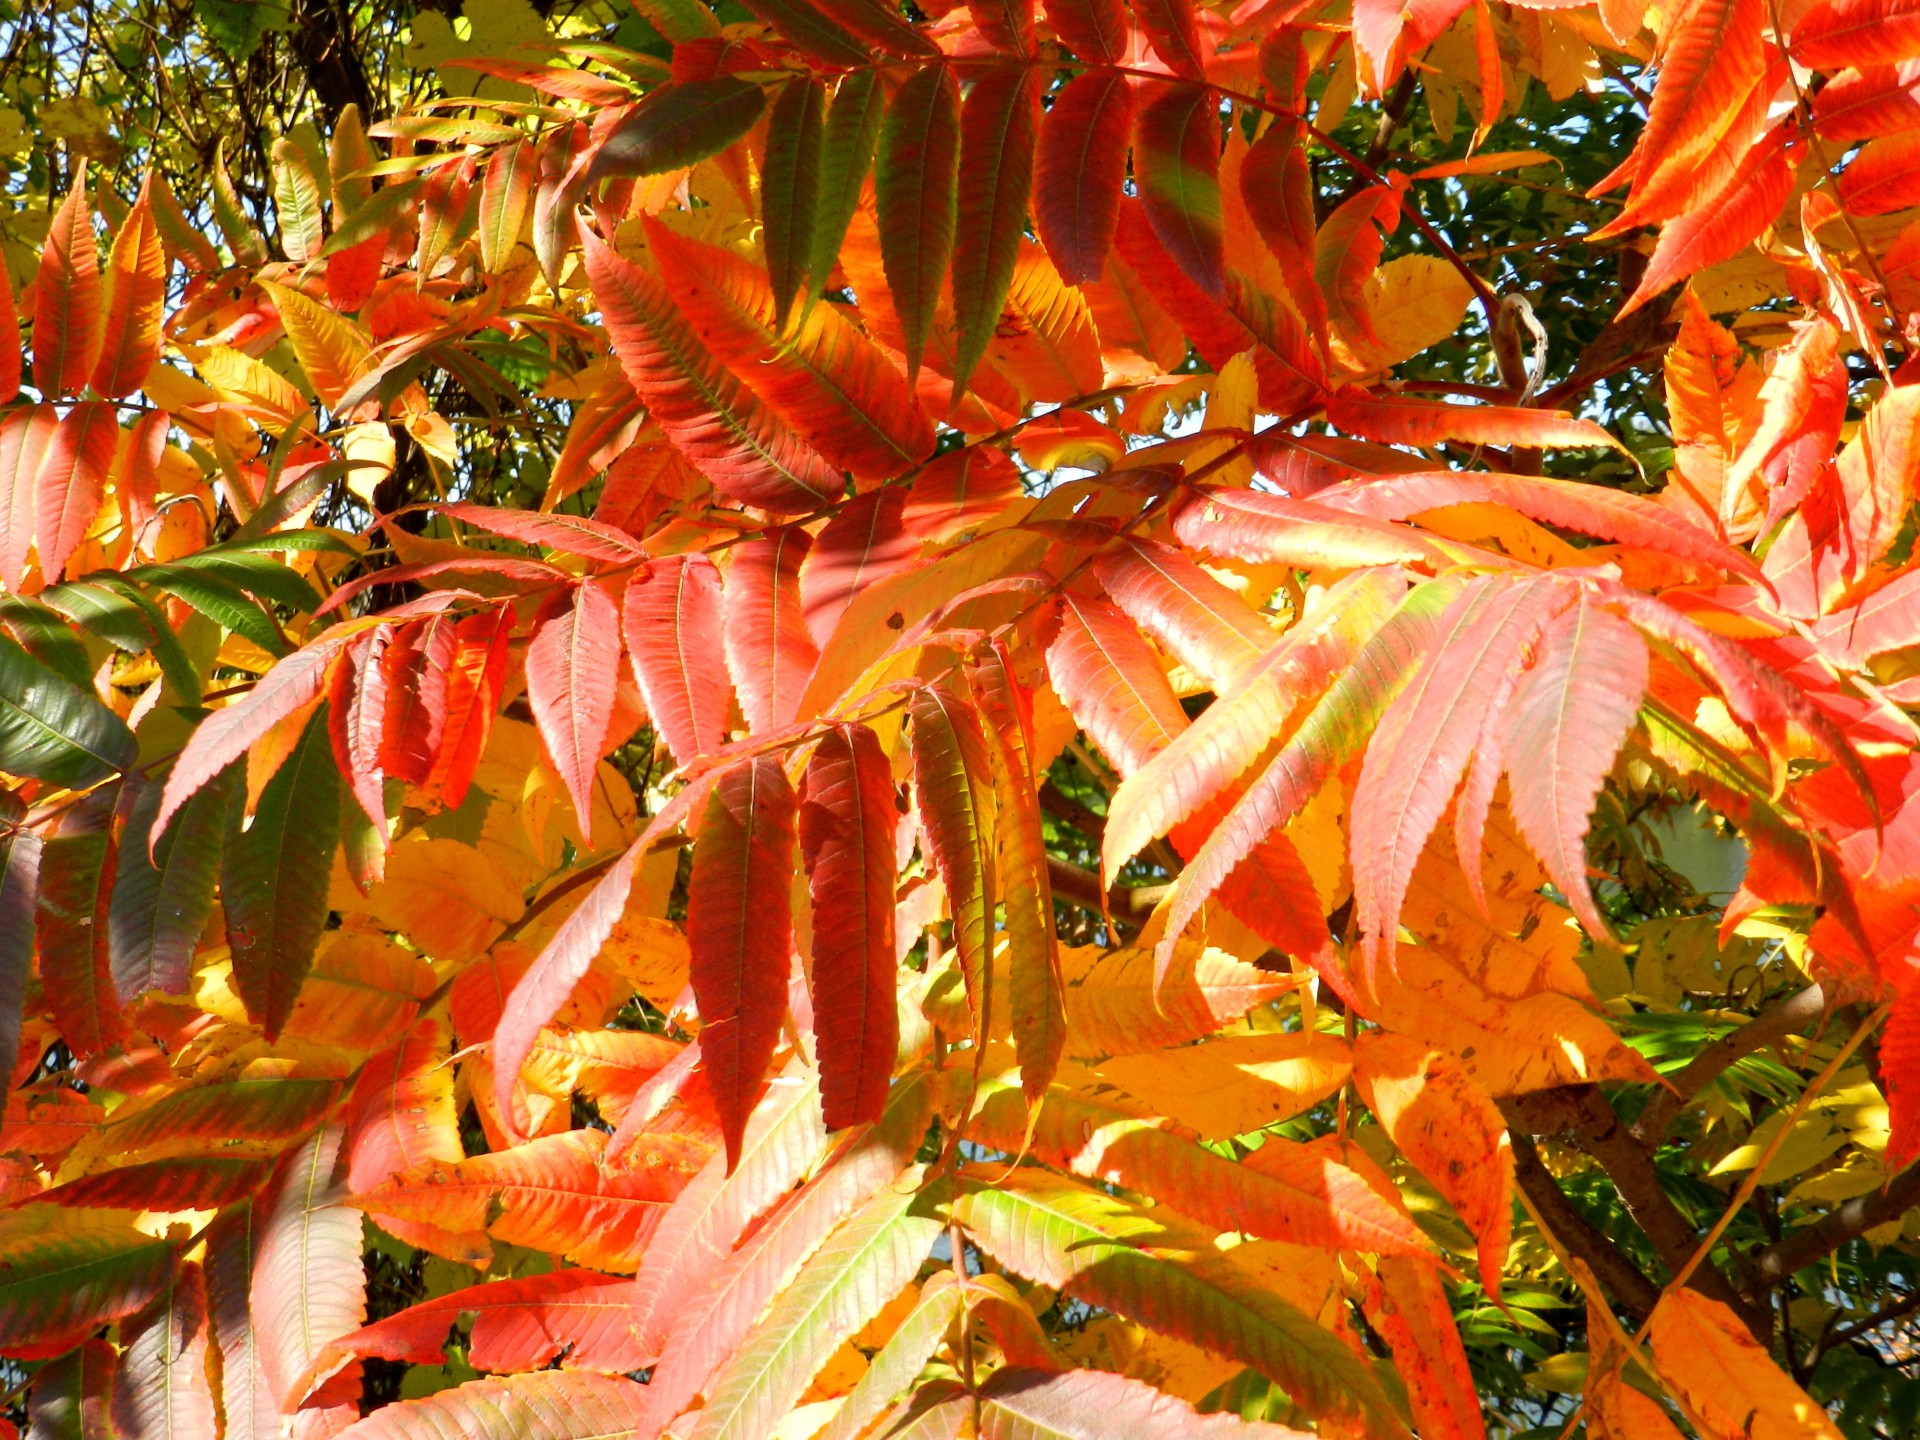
[1632, 985, 1829, 1146]
[1749, 1164, 1920, 1290]
[1504, 1087, 1769, 1337]
[1508, 1131, 1663, 1323]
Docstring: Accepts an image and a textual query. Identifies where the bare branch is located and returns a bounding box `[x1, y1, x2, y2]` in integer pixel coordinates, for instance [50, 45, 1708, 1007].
[1632, 985, 1829, 1146]
[1750, 1164, 1920, 1290]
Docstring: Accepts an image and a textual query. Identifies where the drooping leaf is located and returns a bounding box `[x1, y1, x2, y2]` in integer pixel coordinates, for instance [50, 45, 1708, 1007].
[0, 632, 135, 790]
[876, 63, 961, 383]
[812, 1274, 966, 1440]
[807, 69, 886, 308]
[0, 406, 55, 594]
[222, 708, 341, 1040]
[1134, 82, 1225, 299]
[527, 581, 622, 840]
[625, 553, 733, 766]
[582, 226, 841, 512]
[1034, 68, 1135, 287]
[646, 220, 935, 482]
[92, 185, 167, 400]
[908, 683, 997, 1048]
[109, 765, 235, 1002]
[590, 78, 767, 181]
[801, 487, 919, 648]
[723, 528, 818, 735]
[951, 65, 1040, 396]
[37, 797, 125, 1058]
[689, 756, 799, 1169]
[764, 77, 825, 328]
[800, 723, 899, 1130]
[1358, 1258, 1486, 1440]
[111, 1262, 217, 1440]
[344, 1019, 462, 1194]
[0, 1209, 174, 1349]
[0, 798, 38, 1077]
[26, 1340, 117, 1440]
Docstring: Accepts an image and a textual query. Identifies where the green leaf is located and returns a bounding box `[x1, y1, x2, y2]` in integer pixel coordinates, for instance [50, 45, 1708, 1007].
[624, 0, 721, 42]
[951, 65, 1039, 398]
[320, 180, 422, 256]
[589, 78, 767, 181]
[0, 1208, 176, 1348]
[196, 0, 291, 60]
[954, 1171, 1407, 1440]
[0, 593, 95, 691]
[110, 765, 236, 1002]
[876, 63, 960, 383]
[0, 793, 40, 1081]
[26, 1338, 118, 1440]
[681, 1172, 946, 1440]
[0, 632, 135, 788]
[809, 69, 884, 313]
[763, 77, 825, 329]
[221, 707, 341, 1039]
[133, 564, 289, 656]
[813, 1274, 964, 1440]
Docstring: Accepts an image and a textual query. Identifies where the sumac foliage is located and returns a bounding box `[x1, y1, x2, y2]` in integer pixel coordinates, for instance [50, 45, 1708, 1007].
[3, 0, 1920, 1435]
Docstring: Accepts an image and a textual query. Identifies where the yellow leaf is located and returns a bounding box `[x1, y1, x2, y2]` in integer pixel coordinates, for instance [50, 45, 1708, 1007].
[602, 913, 692, 1012]
[1338, 256, 1475, 375]
[1352, 1032, 1512, 1296]
[356, 837, 527, 963]
[1647, 1290, 1843, 1440]
[1096, 1032, 1351, 1141]
[282, 931, 437, 1053]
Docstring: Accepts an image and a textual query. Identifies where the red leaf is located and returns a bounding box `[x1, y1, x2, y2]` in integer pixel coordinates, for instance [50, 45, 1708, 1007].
[1044, 593, 1192, 778]
[493, 791, 706, 1133]
[1317, 470, 1763, 579]
[345, 1019, 462, 1194]
[1044, 0, 1130, 61]
[1172, 484, 1455, 572]
[36, 813, 123, 1060]
[253, 1126, 366, 1413]
[34, 402, 118, 586]
[1621, 126, 1794, 316]
[0, 406, 56, 592]
[329, 629, 390, 841]
[952, 65, 1041, 394]
[0, 237, 19, 405]
[1325, 389, 1617, 450]
[799, 723, 899, 1130]
[378, 614, 456, 787]
[1618, 0, 1766, 212]
[876, 63, 961, 383]
[527, 581, 623, 839]
[971, 0, 1037, 53]
[33, 176, 102, 401]
[646, 219, 935, 481]
[112, 1264, 217, 1440]
[1128, 0, 1208, 76]
[724, 529, 819, 736]
[1839, 129, 1920, 214]
[968, 643, 1065, 1104]
[438, 502, 651, 565]
[910, 683, 997, 1040]
[418, 608, 512, 813]
[625, 553, 734, 766]
[580, 226, 840, 513]
[324, 1271, 644, 1375]
[1351, 578, 1565, 976]
[1134, 82, 1225, 298]
[92, 185, 168, 400]
[1500, 600, 1648, 944]
[1359, 1258, 1487, 1440]
[904, 445, 1025, 540]
[688, 755, 798, 1170]
[1884, 985, 1920, 1173]
[1241, 118, 1327, 337]
[1794, 0, 1920, 66]
[1091, 536, 1277, 694]
[801, 487, 919, 648]
[1034, 69, 1135, 287]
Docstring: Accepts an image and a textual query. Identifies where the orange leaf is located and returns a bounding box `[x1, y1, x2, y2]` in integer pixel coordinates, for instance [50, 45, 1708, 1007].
[33, 176, 102, 401]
